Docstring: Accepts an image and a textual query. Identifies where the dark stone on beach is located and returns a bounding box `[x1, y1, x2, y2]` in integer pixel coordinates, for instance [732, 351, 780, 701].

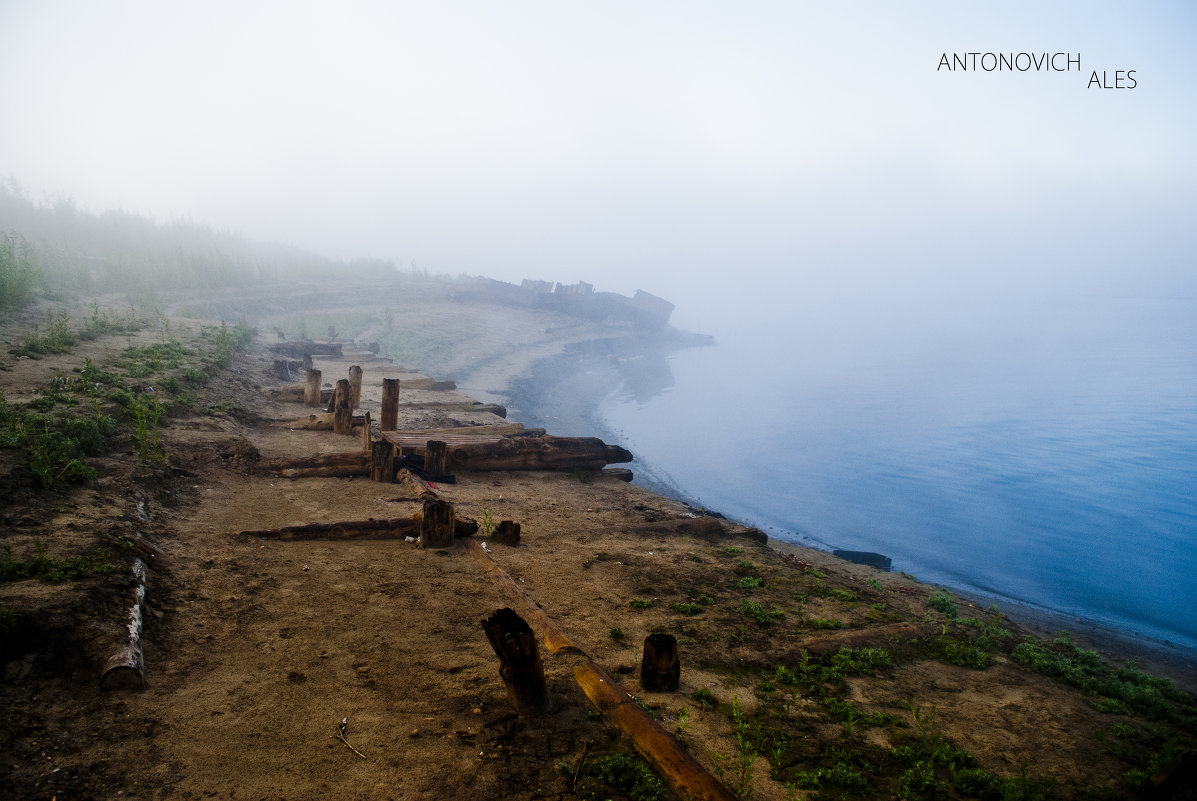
[833, 550, 892, 571]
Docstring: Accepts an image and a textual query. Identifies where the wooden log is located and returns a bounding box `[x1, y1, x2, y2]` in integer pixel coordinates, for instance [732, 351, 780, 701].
[333, 379, 353, 435]
[466, 540, 577, 654]
[304, 369, 323, 407]
[348, 365, 363, 408]
[238, 514, 477, 541]
[574, 662, 737, 801]
[100, 559, 148, 691]
[602, 467, 634, 482]
[492, 520, 520, 546]
[273, 359, 299, 382]
[381, 378, 400, 431]
[396, 467, 439, 499]
[481, 608, 553, 715]
[425, 439, 448, 479]
[395, 402, 509, 419]
[640, 633, 680, 692]
[419, 499, 455, 548]
[302, 353, 313, 372]
[271, 341, 342, 358]
[371, 440, 396, 483]
[283, 412, 367, 431]
[360, 411, 372, 453]
[445, 435, 633, 472]
[257, 452, 369, 478]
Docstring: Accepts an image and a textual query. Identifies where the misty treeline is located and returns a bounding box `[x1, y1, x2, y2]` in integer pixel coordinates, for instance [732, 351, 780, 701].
[0, 179, 393, 312]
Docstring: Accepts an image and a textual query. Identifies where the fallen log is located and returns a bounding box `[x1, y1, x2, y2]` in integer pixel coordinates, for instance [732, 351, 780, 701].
[257, 452, 369, 478]
[396, 467, 439, 499]
[574, 662, 737, 801]
[100, 559, 148, 691]
[283, 412, 368, 431]
[271, 341, 343, 358]
[465, 540, 577, 654]
[238, 514, 478, 541]
[401, 378, 457, 391]
[619, 517, 725, 539]
[445, 435, 632, 472]
[396, 401, 508, 418]
[602, 467, 634, 482]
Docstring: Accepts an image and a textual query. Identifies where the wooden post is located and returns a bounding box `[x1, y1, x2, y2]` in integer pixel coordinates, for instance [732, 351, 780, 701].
[419, 499, 455, 548]
[333, 379, 352, 435]
[381, 378, 400, 432]
[304, 369, 322, 407]
[492, 521, 520, 546]
[640, 633, 680, 692]
[425, 439, 448, 478]
[481, 608, 553, 714]
[371, 440, 396, 482]
[348, 365, 363, 409]
[327, 325, 337, 341]
[302, 353, 313, 372]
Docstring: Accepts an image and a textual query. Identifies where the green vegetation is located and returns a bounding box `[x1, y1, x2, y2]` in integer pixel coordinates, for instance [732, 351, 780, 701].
[737, 575, 764, 590]
[709, 695, 757, 797]
[11, 309, 77, 357]
[575, 754, 667, 801]
[628, 598, 654, 609]
[0, 543, 119, 583]
[738, 599, 785, 627]
[927, 591, 959, 619]
[0, 231, 38, 310]
[1012, 634, 1195, 724]
[670, 600, 704, 616]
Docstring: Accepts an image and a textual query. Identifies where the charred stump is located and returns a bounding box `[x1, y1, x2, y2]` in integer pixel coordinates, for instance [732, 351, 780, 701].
[348, 365, 363, 408]
[381, 378, 400, 432]
[492, 520, 521, 546]
[481, 608, 553, 714]
[333, 379, 353, 435]
[425, 439, 448, 479]
[304, 369, 323, 407]
[640, 633, 680, 692]
[371, 440, 396, 482]
[419, 498, 455, 548]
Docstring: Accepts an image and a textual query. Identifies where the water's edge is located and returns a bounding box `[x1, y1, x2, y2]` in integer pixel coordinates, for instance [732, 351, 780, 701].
[455, 328, 1197, 688]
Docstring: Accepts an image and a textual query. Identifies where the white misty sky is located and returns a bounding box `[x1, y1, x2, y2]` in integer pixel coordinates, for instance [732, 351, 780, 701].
[1, 1, 1195, 328]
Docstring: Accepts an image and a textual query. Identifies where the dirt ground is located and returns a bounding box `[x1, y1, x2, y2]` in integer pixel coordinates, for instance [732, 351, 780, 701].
[1, 289, 1194, 800]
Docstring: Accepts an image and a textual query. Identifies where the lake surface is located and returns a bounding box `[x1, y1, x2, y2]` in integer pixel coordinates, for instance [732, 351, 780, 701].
[583, 293, 1197, 652]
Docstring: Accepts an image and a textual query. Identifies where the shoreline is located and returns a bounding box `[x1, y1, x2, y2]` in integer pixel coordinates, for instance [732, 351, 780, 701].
[456, 327, 1197, 691]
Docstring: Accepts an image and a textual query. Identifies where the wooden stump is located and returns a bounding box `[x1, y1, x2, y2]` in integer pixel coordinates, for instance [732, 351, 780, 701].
[381, 378, 400, 432]
[360, 411, 372, 453]
[492, 520, 520, 546]
[304, 369, 322, 407]
[333, 379, 352, 435]
[481, 608, 553, 714]
[302, 353, 313, 372]
[640, 633, 680, 692]
[371, 440, 396, 482]
[425, 439, 448, 478]
[348, 365, 363, 409]
[419, 499, 455, 548]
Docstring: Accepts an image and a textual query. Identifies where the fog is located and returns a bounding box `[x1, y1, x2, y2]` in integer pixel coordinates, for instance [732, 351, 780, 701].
[3, 1, 1195, 332]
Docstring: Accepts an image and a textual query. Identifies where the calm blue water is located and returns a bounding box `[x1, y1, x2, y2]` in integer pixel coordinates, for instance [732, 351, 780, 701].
[597, 294, 1197, 652]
